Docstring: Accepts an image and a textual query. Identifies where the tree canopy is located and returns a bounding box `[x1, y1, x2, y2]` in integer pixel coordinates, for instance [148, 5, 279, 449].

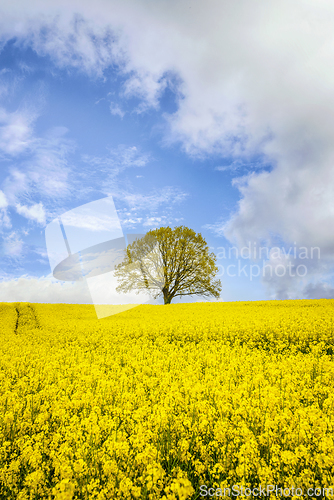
[114, 225, 222, 304]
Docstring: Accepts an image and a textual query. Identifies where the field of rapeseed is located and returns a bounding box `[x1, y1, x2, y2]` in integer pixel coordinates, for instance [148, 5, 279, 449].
[1, 300, 334, 499]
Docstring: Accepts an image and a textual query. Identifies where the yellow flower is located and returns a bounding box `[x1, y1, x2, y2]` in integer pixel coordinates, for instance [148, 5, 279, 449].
[1, 300, 334, 498]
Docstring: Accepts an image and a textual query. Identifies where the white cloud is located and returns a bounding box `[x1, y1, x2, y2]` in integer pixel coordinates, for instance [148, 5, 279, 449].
[109, 186, 188, 229]
[113, 186, 188, 210]
[214, 159, 266, 173]
[0, 107, 36, 155]
[121, 217, 142, 226]
[109, 102, 125, 118]
[0, 121, 74, 260]
[3, 1, 334, 161]
[303, 282, 334, 300]
[224, 153, 334, 257]
[143, 216, 167, 227]
[3, 231, 24, 256]
[259, 249, 334, 300]
[2, 169, 29, 206]
[221, 153, 334, 297]
[0, 190, 8, 208]
[0, 275, 92, 303]
[16, 202, 46, 224]
[82, 146, 151, 185]
[60, 211, 120, 232]
[0, 0, 333, 155]
[1, 125, 74, 216]
[0, 208, 11, 229]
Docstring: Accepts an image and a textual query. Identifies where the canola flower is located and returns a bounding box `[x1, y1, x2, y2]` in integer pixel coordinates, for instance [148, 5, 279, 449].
[0, 300, 334, 499]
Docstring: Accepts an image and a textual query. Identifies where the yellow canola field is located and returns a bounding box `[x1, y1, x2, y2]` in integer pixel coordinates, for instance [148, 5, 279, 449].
[1, 300, 334, 499]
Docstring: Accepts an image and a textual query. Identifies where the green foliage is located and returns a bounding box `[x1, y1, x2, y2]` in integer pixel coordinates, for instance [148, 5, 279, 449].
[114, 225, 222, 304]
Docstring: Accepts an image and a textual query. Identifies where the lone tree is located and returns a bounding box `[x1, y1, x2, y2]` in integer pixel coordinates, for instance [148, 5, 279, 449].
[114, 225, 222, 304]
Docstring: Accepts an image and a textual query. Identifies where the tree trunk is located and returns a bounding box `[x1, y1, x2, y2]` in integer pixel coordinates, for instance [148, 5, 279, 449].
[163, 288, 172, 304]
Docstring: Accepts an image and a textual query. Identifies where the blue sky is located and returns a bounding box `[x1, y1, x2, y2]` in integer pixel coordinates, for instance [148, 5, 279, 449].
[1, 0, 334, 304]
